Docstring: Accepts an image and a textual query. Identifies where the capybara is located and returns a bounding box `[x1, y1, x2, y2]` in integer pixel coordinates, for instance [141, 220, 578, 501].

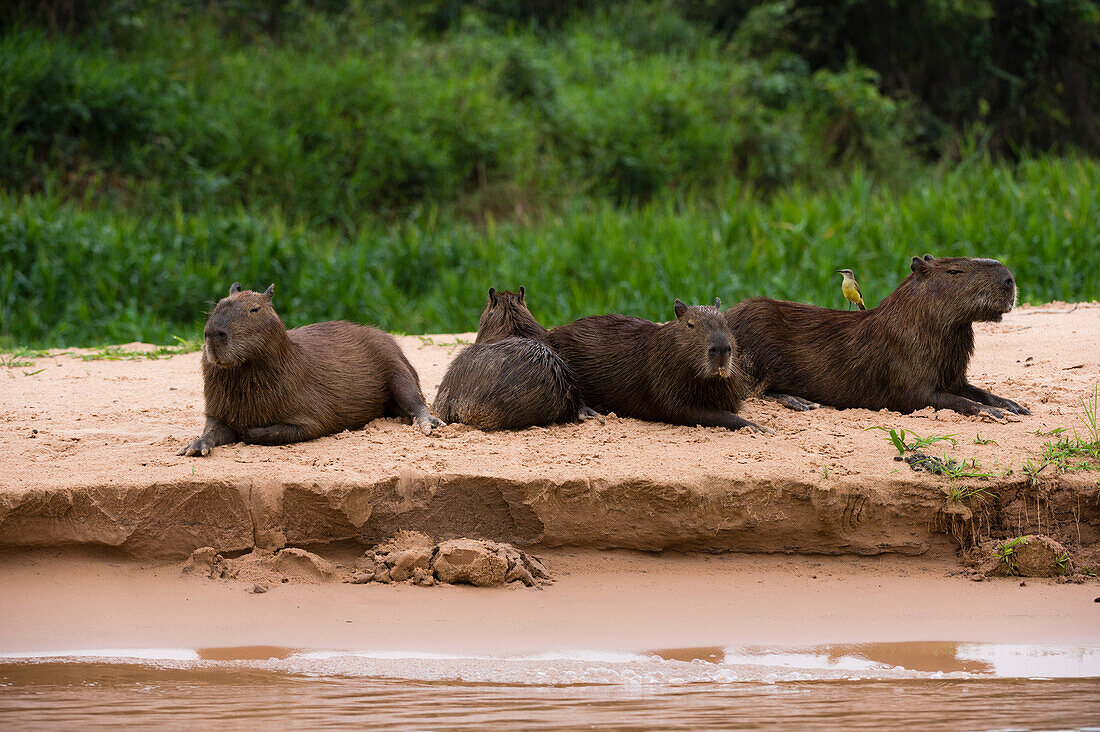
[547, 298, 769, 433]
[725, 255, 1030, 418]
[432, 287, 596, 430]
[178, 282, 441, 456]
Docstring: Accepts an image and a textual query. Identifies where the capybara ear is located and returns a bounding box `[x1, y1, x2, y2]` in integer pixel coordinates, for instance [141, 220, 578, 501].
[923, 254, 935, 262]
[713, 297, 721, 311]
[674, 299, 688, 319]
[911, 256, 928, 273]
[263, 284, 274, 301]
[488, 287, 497, 305]
[518, 286, 526, 302]
[230, 282, 242, 294]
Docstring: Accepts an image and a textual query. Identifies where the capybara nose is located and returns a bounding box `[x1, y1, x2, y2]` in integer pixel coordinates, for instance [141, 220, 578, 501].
[1003, 276, 1014, 289]
[205, 328, 228, 341]
[709, 344, 732, 357]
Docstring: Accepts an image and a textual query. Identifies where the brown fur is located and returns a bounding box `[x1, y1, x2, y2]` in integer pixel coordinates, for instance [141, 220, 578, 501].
[179, 283, 439, 456]
[725, 255, 1030, 417]
[547, 298, 768, 432]
[433, 287, 591, 430]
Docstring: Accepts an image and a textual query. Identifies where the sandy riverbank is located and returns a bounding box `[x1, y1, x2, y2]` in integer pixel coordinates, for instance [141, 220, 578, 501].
[0, 302, 1098, 565]
[2, 547, 1098, 656]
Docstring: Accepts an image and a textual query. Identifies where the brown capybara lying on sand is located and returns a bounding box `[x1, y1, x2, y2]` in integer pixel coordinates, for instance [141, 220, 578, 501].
[725, 255, 1030, 418]
[179, 282, 440, 456]
[433, 287, 597, 430]
[548, 298, 770, 433]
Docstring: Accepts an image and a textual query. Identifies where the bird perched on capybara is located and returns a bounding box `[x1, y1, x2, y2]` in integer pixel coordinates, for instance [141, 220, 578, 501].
[725, 255, 1030, 418]
[178, 282, 441, 456]
[432, 287, 596, 430]
[547, 298, 769, 433]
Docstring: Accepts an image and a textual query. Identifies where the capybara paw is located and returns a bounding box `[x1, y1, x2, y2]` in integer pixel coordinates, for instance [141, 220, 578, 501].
[977, 405, 1006, 421]
[178, 437, 210, 457]
[578, 407, 605, 423]
[417, 415, 443, 435]
[1000, 398, 1030, 416]
[742, 421, 775, 435]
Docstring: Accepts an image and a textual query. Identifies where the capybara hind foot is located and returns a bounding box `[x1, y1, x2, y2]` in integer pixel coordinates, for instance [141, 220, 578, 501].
[578, 406, 604, 423]
[766, 392, 821, 411]
[416, 414, 444, 435]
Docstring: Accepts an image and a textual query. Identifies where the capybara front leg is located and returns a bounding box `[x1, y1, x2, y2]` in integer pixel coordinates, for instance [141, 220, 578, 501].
[178, 416, 238, 457]
[952, 382, 1031, 415]
[765, 391, 821, 411]
[929, 391, 1003, 419]
[242, 423, 311, 445]
[391, 368, 443, 435]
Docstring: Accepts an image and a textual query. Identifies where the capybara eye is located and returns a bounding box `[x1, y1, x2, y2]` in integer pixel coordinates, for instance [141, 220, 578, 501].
[687, 321, 695, 328]
[946, 269, 964, 275]
[249, 305, 260, 313]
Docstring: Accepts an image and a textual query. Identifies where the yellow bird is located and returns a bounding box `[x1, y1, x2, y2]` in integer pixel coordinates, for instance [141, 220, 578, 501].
[837, 268, 866, 310]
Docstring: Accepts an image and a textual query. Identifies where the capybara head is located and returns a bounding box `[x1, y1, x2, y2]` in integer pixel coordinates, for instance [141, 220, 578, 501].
[202, 282, 285, 367]
[476, 286, 545, 344]
[671, 297, 736, 378]
[907, 255, 1017, 322]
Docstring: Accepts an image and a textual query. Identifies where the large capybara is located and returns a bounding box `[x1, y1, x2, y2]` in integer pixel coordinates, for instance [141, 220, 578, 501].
[432, 287, 596, 430]
[178, 282, 441, 456]
[547, 298, 769, 433]
[725, 255, 1030, 418]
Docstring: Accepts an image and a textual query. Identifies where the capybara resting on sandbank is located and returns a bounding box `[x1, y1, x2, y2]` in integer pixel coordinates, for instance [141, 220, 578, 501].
[432, 287, 597, 430]
[179, 282, 441, 456]
[548, 298, 770, 433]
[725, 255, 1030, 418]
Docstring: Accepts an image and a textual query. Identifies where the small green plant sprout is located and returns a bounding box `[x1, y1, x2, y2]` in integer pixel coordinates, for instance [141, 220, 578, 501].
[995, 535, 1030, 575]
[973, 433, 995, 445]
[1, 347, 50, 369]
[1035, 427, 1068, 437]
[944, 484, 994, 503]
[1055, 552, 1070, 576]
[869, 426, 958, 455]
[821, 465, 830, 479]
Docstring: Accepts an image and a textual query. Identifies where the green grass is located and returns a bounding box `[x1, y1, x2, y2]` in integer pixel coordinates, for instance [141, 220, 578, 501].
[4, 155, 1097, 348]
[1021, 388, 1100, 484]
[872, 426, 959, 456]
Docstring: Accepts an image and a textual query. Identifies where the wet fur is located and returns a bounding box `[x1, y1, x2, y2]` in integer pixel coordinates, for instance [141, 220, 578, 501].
[180, 285, 436, 455]
[433, 289, 586, 430]
[726, 256, 1030, 417]
[547, 301, 764, 431]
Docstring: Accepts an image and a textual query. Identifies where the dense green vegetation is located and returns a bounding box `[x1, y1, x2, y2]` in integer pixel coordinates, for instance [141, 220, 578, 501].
[1, 1, 1098, 346]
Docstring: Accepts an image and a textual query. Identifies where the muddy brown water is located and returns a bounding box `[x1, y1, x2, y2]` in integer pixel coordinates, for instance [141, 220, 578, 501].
[2, 643, 1098, 730]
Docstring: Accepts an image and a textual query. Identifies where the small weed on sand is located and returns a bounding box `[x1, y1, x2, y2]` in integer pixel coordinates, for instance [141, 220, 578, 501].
[973, 433, 995, 445]
[995, 535, 1029, 574]
[77, 336, 201, 362]
[871, 427, 958, 456]
[1026, 386, 1100, 479]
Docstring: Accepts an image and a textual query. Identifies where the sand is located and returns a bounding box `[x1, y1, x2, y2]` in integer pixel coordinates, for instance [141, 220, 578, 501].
[1, 548, 1098, 656]
[1, 303, 1099, 564]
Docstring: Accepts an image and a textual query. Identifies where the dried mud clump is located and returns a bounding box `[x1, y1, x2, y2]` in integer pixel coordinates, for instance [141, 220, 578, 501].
[355, 533, 550, 588]
[983, 534, 1072, 578]
[181, 546, 337, 586]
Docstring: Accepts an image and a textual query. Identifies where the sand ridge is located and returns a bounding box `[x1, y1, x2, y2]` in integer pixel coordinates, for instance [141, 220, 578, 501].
[0, 302, 1098, 559]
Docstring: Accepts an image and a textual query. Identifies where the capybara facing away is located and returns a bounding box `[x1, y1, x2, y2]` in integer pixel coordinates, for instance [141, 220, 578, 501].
[725, 255, 1030, 418]
[548, 298, 769, 433]
[432, 287, 595, 430]
[179, 282, 441, 456]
